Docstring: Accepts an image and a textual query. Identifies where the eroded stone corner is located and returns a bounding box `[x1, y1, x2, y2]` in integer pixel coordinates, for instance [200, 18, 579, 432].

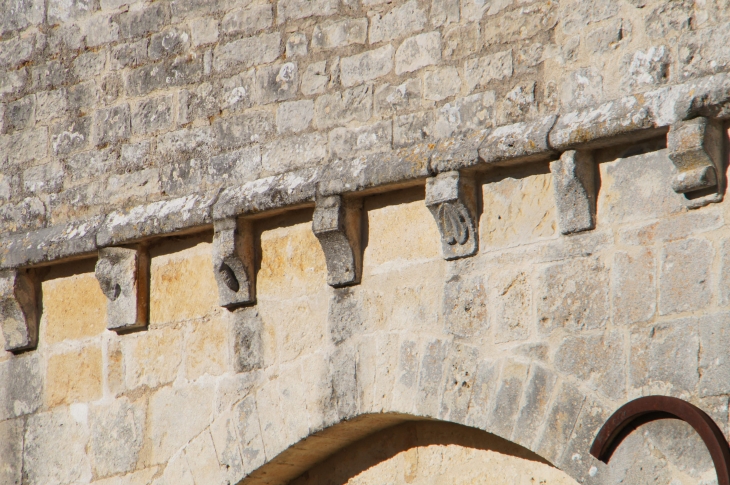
[213, 218, 256, 309]
[667, 116, 725, 209]
[550, 150, 597, 235]
[95, 246, 150, 332]
[313, 195, 363, 287]
[425, 171, 478, 260]
[0, 269, 41, 352]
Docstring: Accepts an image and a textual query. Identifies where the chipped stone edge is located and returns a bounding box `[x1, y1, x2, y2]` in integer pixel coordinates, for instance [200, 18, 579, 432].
[1, 73, 729, 270]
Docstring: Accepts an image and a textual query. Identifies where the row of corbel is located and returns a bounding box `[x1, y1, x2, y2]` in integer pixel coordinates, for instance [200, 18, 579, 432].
[0, 116, 724, 353]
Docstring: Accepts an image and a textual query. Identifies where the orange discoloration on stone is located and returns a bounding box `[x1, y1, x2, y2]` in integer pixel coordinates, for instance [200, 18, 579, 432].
[46, 344, 103, 407]
[42, 271, 107, 344]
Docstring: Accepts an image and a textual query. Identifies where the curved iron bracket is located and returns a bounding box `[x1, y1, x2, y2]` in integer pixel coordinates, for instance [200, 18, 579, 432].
[590, 395, 730, 485]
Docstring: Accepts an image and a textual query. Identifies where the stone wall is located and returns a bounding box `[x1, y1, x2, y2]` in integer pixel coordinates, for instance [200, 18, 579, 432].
[2, 0, 730, 483]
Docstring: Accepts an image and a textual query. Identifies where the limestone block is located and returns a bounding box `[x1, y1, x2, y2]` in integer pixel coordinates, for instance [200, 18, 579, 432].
[185, 429, 229, 484]
[659, 237, 712, 315]
[491, 270, 531, 344]
[43, 269, 107, 344]
[512, 365, 557, 450]
[0, 354, 42, 420]
[23, 408, 92, 485]
[699, 312, 730, 396]
[312, 18, 367, 50]
[630, 319, 699, 396]
[95, 246, 149, 332]
[212, 32, 281, 73]
[286, 32, 307, 58]
[550, 150, 596, 235]
[210, 409, 245, 481]
[534, 382, 585, 465]
[612, 249, 656, 326]
[185, 316, 229, 379]
[340, 45, 394, 87]
[313, 195, 363, 287]
[46, 344, 103, 407]
[464, 358, 499, 429]
[667, 116, 724, 207]
[276, 100, 314, 134]
[395, 31, 441, 75]
[485, 359, 528, 440]
[93, 103, 131, 146]
[375, 78, 422, 117]
[255, 62, 298, 105]
[556, 398, 612, 483]
[262, 132, 328, 174]
[0, 418, 22, 485]
[391, 339, 420, 414]
[426, 171, 478, 260]
[213, 218, 255, 308]
[463, 50, 512, 92]
[438, 343, 477, 423]
[0, 268, 40, 352]
[368, 0, 427, 44]
[555, 331, 626, 400]
[230, 307, 263, 373]
[314, 84, 373, 129]
[443, 273, 487, 338]
[221, 5, 272, 36]
[89, 397, 146, 478]
[328, 287, 365, 344]
[277, 0, 338, 23]
[417, 339, 449, 417]
[123, 326, 182, 390]
[233, 395, 266, 475]
[131, 95, 174, 135]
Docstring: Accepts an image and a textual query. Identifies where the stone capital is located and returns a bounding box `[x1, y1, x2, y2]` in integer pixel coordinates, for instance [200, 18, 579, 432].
[213, 217, 256, 308]
[96, 246, 149, 332]
[313, 195, 363, 287]
[425, 171, 478, 260]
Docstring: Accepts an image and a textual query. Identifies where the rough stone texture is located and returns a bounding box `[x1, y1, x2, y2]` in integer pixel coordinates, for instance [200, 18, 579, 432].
[659, 238, 713, 315]
[425, 171, 478, 260]
[212, 218, 255, 308]
[313, 195, 363, 287]
[0, 268, 40, 351]
[550, 150, 596, 235]
[95, 247, 149, 331]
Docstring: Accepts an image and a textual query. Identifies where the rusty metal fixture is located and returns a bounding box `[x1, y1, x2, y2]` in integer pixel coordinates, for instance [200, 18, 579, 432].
[590, 395, 730, 485]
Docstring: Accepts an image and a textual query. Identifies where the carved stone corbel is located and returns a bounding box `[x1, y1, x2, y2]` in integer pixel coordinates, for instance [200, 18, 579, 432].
[550, 150, 596, 235]
[0, 269, 40, 352]
[213, 218, 255, 308]
[313, 195, 363, 287]
[425, 171, 478, 260]
[668, 117, 724, 208]
[95, 247, 149, 332]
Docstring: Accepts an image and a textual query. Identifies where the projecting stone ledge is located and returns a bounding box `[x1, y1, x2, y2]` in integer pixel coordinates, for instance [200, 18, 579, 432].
[425, 171, 478, 260]
[213, 218, 256, 308]
[313, 195, 363, 287]
[0, 269, 40, 352]
[95, 247, 149, 332]
[550, 151, 597, 235]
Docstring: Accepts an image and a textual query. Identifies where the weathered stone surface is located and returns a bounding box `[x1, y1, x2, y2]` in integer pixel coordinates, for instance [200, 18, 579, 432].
[512, 365, 557, 449]
[340, 45, 394, 87]
[369, 0, 427, 43]
[0, 269, 39, 351]
[277, 0, 338, 23]
[555, 331, 626, 400]
[477, 115, 556, 166]
[550, 150, 596, 235]
[46, 344, 102, 407]
[329, 121, 392, 158]
[534, 382, 585, 465]
[659, 238, 713, 315]
[442, 273, 487, 338]
[221, 5, 272, 36]
[89, 398, 146, 478]
[131, 95, 174, 135]
[123, 326, 182, 389]
[613, 248, 656, 326]
[313, 195, 363, 287]
[0, 418, 23, 485]
[313, 18, 367, 50]
[491, 270, 530, 343]
[485, 359, 528, 440]
[256, 62, 298, 105]
[276, 100, 314, 134]
[286, 32, 307, 58]
[395, 32, 441, 75]
[630, 319, 699, 396]
[212, 218, 255, 308]
[463, 50, 513, 92]
[0, 354, 42, 420]
[95, 246, 149, 331]
[425, 171, 478, 260]
[93, 103, 131, 146]
[699, 312, 730, 397]
[230, 307, 263, 372]
[423, 66, 460, 102]
[537, 257, 609, 334]
[212, 32, 282, 73]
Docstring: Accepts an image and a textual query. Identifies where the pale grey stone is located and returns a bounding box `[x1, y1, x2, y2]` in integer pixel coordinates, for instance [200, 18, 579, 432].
[148, 28, 190, 61]
[512, 365, 557, 449]
[4, 127, 48, 165]
[5, 95, 35, 132]
[0, 354, 42, 420]
[680, 23, 730, 77]
[286, 32, 307, 58]
[613, 249, 656, 326]
[560, 0, 619, 34]
[255, 62, 298, 105]
[395, 31, 441, 75]
[430, 91, 496, 139]
[586, 18, 631, 54]
[369, 0, 427, 44]
[73, 50, 106, 79]
[431, 0, 459, 26]
[178, 83, 219, 124]
[699, 312, 730, 397]
[499, 82, 538, 124]
[217, 69, 256, 113]
[491, 270, 531, 344]
[374, 78, 422, 116]
[721, 239, 730, 306]
[276, 100, 314, 134]
[111, 39, 148, 70]
[212, 218, 254, 308]
[0, 269, 40, 351]
[393, 110, 434, 147]
[555, 399, 611, 482]
[534, 382, 585, 465]
[0, 69, 27, 100]
[95, 247, 149, 331]
[213, 32, 281, 73]
[86, 15, 120, 47]
[463, 50, 512, 92]
[659, 238, 713, 315]
[329, 121, 392, 158]
[35, 89, 67, 121]
[555, 331, 626, 400]
[189, 16, 219, 46]
[483, 1, 558, 44]
[0, 418, 22, 485]
[277, 0, 338, 22]
[442, 22, 481, 60]
[426, 171, 478, 259]
[314, 84, 372, 129]
[23, 408, 91, 485]
[301, 60, 329, 96]
[0, 0, 44, 35]
[328, 286, 365, 342]
[115, 3, 167, 39]
[561, 67, 604, 111]
[312, 18, 367, 50]
[623, 45, 670, 92]
[417, 339, 449, 417]
[262, 132, 327, 173]
[443, 273, 487, 338]
[475, 115, 555, 167]
[630, 318, 699, 396]
[0, 34, 35, 71]
[131, 95, 173, 135]
[537, 257, 609, 334]
[22, 161, 63, 194]
[465, 358, 499, 428]
[645, 0, 693, 38]
[93, 103, 131, 146]
[231, 307, 263, 372]
[314, 195, 362, 287]
[439, 343, 478, 422]
[550, 150, 596, 235]
[619, 209, 723, 247]
[340, 45, 394, 87]
[221, 5, 273, 36]
[89, 398, 145, 478]
[213, 110, 275, 149]
[486, 359, 528, 440]
[233, 395, 266, 473]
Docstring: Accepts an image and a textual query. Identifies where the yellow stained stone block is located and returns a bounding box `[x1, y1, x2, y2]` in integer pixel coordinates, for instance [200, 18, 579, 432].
[124, 326, 182, 389]
[185, 317, 229, 380]
[257, 210, 327, 300]
[149, 238, 218, 324]
[46, 344, 103, 407]
[363, 187, 440, 272]
[480, 171, 556, 250]
[42, 264, 107, 344]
